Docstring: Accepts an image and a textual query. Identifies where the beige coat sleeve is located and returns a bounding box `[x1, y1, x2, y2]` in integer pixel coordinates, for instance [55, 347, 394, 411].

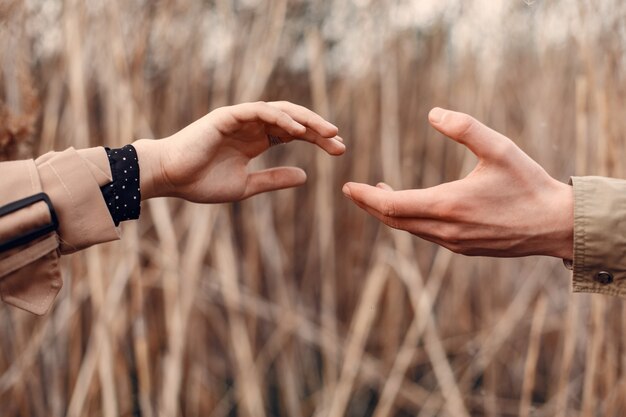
[570, 176, 626, 297]
[0, 147, 120, 315]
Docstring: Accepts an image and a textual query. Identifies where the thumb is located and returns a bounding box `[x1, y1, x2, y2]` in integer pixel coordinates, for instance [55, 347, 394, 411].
[241, 167, 307, 199]
[428, 107, 513, 160]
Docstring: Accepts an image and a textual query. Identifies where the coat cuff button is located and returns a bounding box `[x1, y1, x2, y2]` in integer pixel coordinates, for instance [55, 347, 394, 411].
[595, 271, 614, 285]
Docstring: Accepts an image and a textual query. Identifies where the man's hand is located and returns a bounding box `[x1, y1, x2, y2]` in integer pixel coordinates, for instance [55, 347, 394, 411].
[342, 108, 574, 259]
[134, 101, 344, 202]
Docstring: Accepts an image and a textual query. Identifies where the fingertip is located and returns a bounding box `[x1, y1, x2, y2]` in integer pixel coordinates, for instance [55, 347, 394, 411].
[342, 182, 388, 210]
[342, 181, 373, 200]
[342, 183, 352, 199]
[331, 139, 346, 155]
[319, 137, 346, 156]
[293, 167, 307, 184]
[428, 107, 448, 125]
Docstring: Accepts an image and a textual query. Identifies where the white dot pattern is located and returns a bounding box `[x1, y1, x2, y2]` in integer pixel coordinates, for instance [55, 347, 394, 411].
[101, 145, 141, 226]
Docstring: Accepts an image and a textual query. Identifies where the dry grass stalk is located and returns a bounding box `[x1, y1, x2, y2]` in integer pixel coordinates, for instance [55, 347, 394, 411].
[215, 212, 267, 417]
[323, 260, 389, 417]
[307, 27, 340, 416]
[519, 296, 547, 417]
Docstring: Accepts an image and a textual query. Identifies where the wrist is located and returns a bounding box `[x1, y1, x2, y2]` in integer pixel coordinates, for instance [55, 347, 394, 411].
[133, 138, 164, 200]
[546, 180, 574, 260]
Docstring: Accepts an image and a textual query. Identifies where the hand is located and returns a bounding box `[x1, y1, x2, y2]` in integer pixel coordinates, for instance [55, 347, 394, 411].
[342, 108, 574, 259]
[134, 101, 344, 202]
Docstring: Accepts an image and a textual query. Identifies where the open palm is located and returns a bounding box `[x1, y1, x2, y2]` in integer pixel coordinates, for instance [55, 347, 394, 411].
[343, 108, 573, 259]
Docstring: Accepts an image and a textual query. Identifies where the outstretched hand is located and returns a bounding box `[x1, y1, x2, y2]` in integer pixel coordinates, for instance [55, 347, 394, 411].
[342, 108, 573, 259]
[134, 101, 344, 202]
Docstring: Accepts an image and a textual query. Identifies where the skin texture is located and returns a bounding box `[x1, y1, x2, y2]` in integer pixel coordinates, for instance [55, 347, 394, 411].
[342, 107, 574, 260]
[133, 101, 344, 203]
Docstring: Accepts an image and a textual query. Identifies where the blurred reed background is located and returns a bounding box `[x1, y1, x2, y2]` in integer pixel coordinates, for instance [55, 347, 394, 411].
[1, 0, 626, 416]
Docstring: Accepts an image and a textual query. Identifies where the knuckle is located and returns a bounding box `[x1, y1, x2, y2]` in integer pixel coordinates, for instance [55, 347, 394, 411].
[270, 100, 290, 110]
[433, 200, 458, 219]
[281, 113, 296, 127]
[382, 199, 396, 217]
[386, 217, 400, 230]
[450, 244, 472, 255]
[440, 236, 468, 254]
[490, 139, 515, 161]
[445, 243, 462, 254]
[453, 114, 476, 141]
[462, 248, 480, 256]
[435, 224, 460, 244]
[212, 106, 227, 116]
[245, 101, 262, 112]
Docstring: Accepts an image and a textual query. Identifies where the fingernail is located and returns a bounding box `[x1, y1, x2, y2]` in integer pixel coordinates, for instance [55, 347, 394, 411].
[429, 107, 446, 124]
[342, 184, 352, 198]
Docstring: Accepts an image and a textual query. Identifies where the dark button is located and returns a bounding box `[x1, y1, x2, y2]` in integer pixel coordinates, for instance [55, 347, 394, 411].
[595, 271, 614, 285]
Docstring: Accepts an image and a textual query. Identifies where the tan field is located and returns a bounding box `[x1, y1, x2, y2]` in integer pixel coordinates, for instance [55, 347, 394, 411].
[1, 1, 625, 416]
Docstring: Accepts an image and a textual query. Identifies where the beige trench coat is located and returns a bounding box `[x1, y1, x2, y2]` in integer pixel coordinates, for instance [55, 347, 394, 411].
[0, 148, 623, 314]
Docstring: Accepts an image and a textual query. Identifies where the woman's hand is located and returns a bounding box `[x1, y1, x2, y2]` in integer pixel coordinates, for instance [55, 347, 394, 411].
[134, 101, 344, 203]
[342, 108, 574, 259]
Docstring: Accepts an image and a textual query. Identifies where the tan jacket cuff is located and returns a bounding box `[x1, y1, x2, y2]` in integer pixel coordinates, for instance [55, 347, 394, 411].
[36, 147, 120, 253]
[571, 176, 626, 297]
[0, 147, 121, 315]
[0, 160, 62, 314]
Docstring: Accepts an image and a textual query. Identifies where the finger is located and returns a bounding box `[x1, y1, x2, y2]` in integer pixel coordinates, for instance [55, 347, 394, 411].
[267, 126, 346, 155]
[241, 167, 307, 199]
[342, 182, 447, 218]
[428, 107, 514, 161]
[313, 135, 345, 155]
[266, 101, 344, 155]
[349, 196, 454, 247]
[269, 101, 339, 137]
[233, 102, 307, 137]
[296, 129, 345, 155]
